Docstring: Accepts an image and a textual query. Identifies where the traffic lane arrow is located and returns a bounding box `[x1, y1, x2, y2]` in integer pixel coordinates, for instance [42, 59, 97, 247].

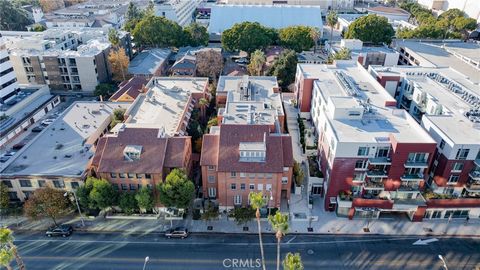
[413, 238, 439, 245]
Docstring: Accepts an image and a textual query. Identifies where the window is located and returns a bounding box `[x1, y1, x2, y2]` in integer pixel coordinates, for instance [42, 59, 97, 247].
[208, 187, 216, 198]
[407, 152, 428, 163]
[447, 175, 459, 184]
[112, 184, 119, 191]
[283, 167, 289, 172]
[451, 162, 464, 172]
[249, 184, 255, 190]
[129, 184, 136, 190]
[240, 183, 246, 190]
[357, 147, 369, 156]
[231, 183, 236, 190]
[439, 140, 446, 150]
[119, 173, 126, 178]
[121, 184, 128, 190]
[8, 192, 18, 200]
[257, 184, 263, 191]
[2, 180, 12, 188]
[38, 180, 46, 187]
[208, 165, 215, 171]
[71, 182, 79, 189]
[444, 210, 469, 219]
[376, 147, 390, 157]
[145, 174, 151, 179]
[353, 173, 365, 182]
[266, 173, 273, 178]
[456, 149, 469, 160]
[230, 172, 236, 177]
[208, 175, 215, 183]
[355, 160, 367, 169]
[127, 173, 135, 178]
[23, 191, 33, 199]
[249, 173, 255, 178]
[257, 173, 264, 178]
[19, 180, 32, 187]
[282, 177, 288, 184]
[234, 195, 242, 205]
[110, 173, 117, 178]
[53, 180, 65, 188]
[240, 172, 246, 178]
[136, 174, 143, 179]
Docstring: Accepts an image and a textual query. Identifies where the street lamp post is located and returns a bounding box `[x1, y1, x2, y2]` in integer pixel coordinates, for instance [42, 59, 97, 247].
[64, 191, 85, 227]
[267, 190, 273, 216]
[142, 256, 150, 270]
[438, 255, 448, 270]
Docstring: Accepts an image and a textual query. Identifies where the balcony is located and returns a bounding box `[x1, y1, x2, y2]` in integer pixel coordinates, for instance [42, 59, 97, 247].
[368, 157, 391, 165]
[400, 173, 424, 181]
[469, 170, 480, 181]
[363, 181, 385, 190]
[366, 170, 388, 178]
[397, 184, 420, 192]
[403, 91, 413, 100]
[465, 181, 480, 192]
[404, 160, 428, 168]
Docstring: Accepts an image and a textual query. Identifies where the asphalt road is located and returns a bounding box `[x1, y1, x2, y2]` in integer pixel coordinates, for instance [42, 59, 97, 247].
[11, 231, 480, 270]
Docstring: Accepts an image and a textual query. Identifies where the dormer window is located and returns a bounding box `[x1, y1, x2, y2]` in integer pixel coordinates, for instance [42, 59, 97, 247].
[239, 141, 266, 162]
[123, 145, 142, 161]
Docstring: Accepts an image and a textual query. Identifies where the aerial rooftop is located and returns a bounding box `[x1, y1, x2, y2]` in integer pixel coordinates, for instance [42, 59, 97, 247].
[128, 49, 172, 76]
[372, 65, 480, 145]
[120, 77, 208, 135]
[312, 61, 434, 144]
[217, 75, 284, 126]
[1, 102, 130, 177]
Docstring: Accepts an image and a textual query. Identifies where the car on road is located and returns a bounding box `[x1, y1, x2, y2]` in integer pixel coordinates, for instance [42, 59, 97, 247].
[46, 225, 73, 237]
[4, 151, 16, 157]
[0, 155, 10, 163]
[165, 227, 189, 239]
[31, 126, 44, 132]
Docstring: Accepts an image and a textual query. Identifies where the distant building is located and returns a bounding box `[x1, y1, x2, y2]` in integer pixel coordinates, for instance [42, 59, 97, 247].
[154, 0, 203, 27]
[200, 124, 294, 210]
[22, 5, 44, 23]
[170, 47, 222, 77]
[366, 6, 411, 22]
[338, 39, 399, 68]
[128, 49, 172, 78]
[417, 0, 480, 23]
[209, 4, 323, 33]
[0, 34, 19, 103]
[1, 101, 130, 202]
[220, 0, 354, 10]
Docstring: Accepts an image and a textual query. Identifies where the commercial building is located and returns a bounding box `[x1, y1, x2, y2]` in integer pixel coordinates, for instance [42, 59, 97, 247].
[370, 65, 480, 219]
[0, 101, 130, 202]
[200, 124, 293, 210]
[0, 34, 19, 103]
[1, 28, 132, 93]
[209, 4, 323, 33]
[307, 61, 437, 221]
[366, 6, 411, 22]
[216, 75, 285, 132]
[154, 0, 203, 27]
[220, 0, 354, 10]
[128, 49, 172, 78]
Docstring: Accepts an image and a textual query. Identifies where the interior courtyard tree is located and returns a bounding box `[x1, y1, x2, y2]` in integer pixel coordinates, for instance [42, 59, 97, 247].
[267, 49, 298, 89]
[278, 26, 315, 53]
[108, 47, 129, 83]
[184, 22, 209, 46]
[247, 49, 266, 76]
[345, 14, 395, 45]
[24, 187, 70, 226]
[196, 49, 224, 81]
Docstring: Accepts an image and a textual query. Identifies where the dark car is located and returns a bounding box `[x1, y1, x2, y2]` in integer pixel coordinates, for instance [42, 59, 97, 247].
[31, 126, 44, 132]
[165, 227, 189, 239]
[0, 156, 10, 163]
[46, 225, 73, 237]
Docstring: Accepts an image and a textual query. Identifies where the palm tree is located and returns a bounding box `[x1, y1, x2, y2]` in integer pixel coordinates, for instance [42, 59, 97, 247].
[326, 11, 338, 56]
[283, 252, 303, 270]
[198, 97, 209, 122]
[269, 212, 289, 270]
[0, 228, 25, 270]
[249, 192, 267, 270]
[247, 50, 266, 76]
[309, 27, 321, 54]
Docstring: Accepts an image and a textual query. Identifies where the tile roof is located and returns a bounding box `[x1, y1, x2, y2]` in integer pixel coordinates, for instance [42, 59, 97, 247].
[110, 77, 149, 101]
[200, 124, 293, 172]
[92, 128, 190, 174]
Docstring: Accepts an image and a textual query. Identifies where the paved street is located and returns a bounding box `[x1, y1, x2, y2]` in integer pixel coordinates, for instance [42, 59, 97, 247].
[13, 231, 480, 270]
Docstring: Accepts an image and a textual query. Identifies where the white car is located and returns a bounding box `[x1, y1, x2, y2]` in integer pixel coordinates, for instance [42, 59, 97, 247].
[41, 119, 55, 125]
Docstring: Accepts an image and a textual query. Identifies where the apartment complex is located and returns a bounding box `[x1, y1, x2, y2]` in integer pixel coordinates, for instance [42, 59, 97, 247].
[1, 28, 131, 93]
[216, 75, 285, 132]
[0, 101, 130, 202]
[417, 0, 480, 22]
[337, 39, 399, 68]
[200, 124, 293, 210]
[0, 34, 19, 103]
[370, 65, 480, 219]
[154, 0, 202, 27]
[306, 61, 437, 221]
[220, 0, 354, 10]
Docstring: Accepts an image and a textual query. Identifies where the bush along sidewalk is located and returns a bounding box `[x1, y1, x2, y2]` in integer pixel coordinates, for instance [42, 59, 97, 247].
[297, 115, 306, 153]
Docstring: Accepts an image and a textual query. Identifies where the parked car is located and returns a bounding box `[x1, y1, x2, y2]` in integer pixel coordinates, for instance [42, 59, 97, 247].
[165, 227, 189, 239]
[4, 151, 16, 157]
[12, 143, 25, 150]
[41, 119, 55, 125]
[31, 126, 44, 132]
[0, 156, 10, 163]
[46, 225, 73, 237]
[235, 58, 249, 64]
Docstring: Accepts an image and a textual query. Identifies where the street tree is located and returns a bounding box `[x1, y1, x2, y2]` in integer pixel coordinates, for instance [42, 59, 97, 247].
[135, 187, 154, 213]
[0, 0, 33, 31]
[207, 117, 218, 131]
[76, 177, 94, 209]
[269, 212, 289, 270]
[221, 22, 276, 54]
[196, 49, 223, 80]
[24, 187, 70, 226]
[247, 49, 266, 76]
[94, 83, 116, 98]
[185, 22, 209, 46]
[89, 178, 118, 211]
[268, 49, 297, 89]
[108, 47, 129, 82]
[157, 169, 195, 209]
[249, 192, 267, 270]
[0, 182, 9, 211]
[345, 14, 395, 45]
[278, 26, 315, 53]
[326, 11, 338, 52]
[309, 27, 321, 53]
[119, 192, 137, 215]
[0, 228, 25, 270]
[283, 252, 303, 270]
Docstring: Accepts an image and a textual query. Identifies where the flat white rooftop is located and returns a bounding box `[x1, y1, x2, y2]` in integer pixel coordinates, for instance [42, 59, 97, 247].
[373, 65, 480, 144]
[123, 77, 208, 135]
[313, 61, 434, 144]
[1, 102, 130, 177]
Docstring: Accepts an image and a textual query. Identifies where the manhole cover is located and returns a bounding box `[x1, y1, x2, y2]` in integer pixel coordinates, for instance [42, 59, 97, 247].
[243, 226, 249, 231]
[207, 226, 213, 231]
[363, 228, 370, 233]
[307, 249, 314, 255]
[307, 227, 313, 232]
